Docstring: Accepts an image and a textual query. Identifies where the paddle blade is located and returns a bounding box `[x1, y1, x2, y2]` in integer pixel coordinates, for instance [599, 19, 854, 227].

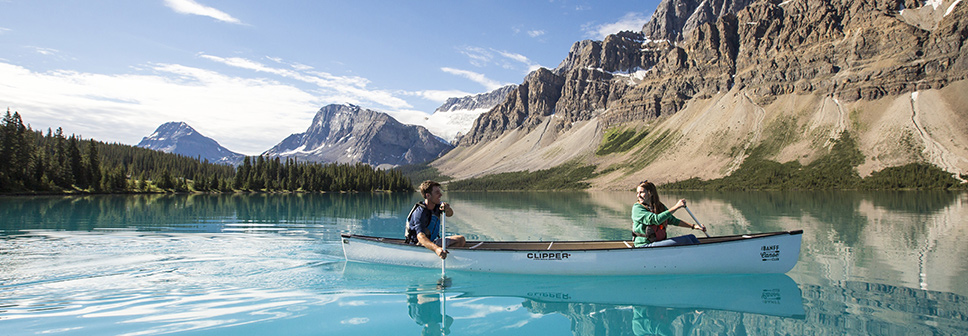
[436, 276, 451, 289]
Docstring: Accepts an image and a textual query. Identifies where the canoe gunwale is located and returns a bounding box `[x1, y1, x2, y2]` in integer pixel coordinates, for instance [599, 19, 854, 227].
[340, 230, 803, 252]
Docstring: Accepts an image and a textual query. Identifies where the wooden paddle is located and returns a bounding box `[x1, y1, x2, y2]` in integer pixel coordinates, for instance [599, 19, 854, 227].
[684, 205, 710, 238]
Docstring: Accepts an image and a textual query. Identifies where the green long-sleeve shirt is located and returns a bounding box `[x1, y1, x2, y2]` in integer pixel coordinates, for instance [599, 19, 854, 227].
[631, 202, 681, 247]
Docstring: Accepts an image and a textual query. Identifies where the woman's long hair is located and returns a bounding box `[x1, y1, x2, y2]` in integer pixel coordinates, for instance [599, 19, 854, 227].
[638, 181, 667, 214]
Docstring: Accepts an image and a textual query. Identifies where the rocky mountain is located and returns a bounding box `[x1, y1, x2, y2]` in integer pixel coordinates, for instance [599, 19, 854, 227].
[137, 122, 243, 165]
[262, 104, 453, 167]
[641, 0, 753, 42]
[439, 0, 968, 188]
[423, 85, 518, 143]
[435, 85, 518, 113]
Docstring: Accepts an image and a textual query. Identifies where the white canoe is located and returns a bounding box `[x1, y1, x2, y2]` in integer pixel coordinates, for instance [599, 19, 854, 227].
[341, 230, 802, 275]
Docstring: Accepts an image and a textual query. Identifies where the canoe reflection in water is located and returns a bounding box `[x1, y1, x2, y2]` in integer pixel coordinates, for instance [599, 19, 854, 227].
[343, 262, 805, 335]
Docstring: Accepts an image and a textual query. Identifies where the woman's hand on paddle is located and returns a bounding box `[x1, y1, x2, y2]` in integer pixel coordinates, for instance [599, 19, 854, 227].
[672, 199, 687, 211]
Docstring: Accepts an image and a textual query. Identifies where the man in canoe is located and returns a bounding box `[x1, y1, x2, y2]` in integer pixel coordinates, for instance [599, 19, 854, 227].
[406, 180, 466, 259]
[632, 180, 706, 247]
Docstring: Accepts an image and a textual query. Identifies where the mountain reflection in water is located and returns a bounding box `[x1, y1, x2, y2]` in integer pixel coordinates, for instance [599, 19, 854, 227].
[1, 191, 966, 335]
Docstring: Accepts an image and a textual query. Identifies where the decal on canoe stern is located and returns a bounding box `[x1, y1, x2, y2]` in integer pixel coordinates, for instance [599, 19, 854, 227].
[760, 244, 780, 261]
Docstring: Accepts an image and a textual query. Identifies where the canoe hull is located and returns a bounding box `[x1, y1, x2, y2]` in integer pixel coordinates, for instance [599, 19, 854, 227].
[341, 231, 802, 275]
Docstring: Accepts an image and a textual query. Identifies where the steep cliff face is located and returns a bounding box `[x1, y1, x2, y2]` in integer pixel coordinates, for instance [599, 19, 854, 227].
[458, 69, 564, 146]
[263, 104, 453, 166]
[437, 0, 968, 187]
[604, 0, 968, 125]
[641, 0, 753, 42]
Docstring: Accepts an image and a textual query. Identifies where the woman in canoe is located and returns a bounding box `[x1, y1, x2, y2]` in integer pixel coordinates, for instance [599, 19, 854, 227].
[632, 180, 706, 247]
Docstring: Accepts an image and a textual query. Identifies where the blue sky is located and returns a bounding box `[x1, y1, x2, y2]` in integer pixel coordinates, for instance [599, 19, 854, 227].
[0, 0, 658, 155]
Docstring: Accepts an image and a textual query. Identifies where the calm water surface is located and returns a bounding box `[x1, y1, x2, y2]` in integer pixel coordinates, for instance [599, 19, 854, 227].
[1, 191, 967, 335]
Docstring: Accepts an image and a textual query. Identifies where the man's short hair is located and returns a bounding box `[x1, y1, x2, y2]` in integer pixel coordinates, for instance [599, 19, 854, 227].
[419, 180, 441, 197]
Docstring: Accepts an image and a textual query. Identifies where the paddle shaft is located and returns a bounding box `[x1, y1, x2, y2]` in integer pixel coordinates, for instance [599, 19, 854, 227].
[440, 290, 446, 336]
[440, 207, 448, 334]
[440, 205, 446, 278]
[684, 206, 710, 238]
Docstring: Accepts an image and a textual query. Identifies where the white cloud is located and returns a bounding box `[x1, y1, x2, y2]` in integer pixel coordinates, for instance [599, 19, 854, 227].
[200, 54, 410, 109]
[457, 46, 545, 76]
[163, 0, 242, 24]
[0, 27, 10, 34]
[441, 67, 508, 91]
[495, 50, 542, 73]
[584, 12, 649, 39]
[0, 53, 435, 154]
[458, 46, 494, 67]
[407, 89, 474, 104]
[290, 62, 314, 72]
[29, 46, 59, 56]
[527, 30, 546, 38]
[0, 60, 375, 155]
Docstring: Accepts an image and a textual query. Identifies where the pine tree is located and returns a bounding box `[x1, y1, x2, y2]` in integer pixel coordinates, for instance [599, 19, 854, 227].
[0, 110, 14, 190]
[0, 111, 34, 191]
[158, 169, 174, 191]
[235, 156, 251, 190]
[68, 135, 87, 189]
[86, 140, 102, 192]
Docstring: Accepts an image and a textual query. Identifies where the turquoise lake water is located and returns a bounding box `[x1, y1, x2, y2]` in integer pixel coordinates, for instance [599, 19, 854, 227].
[1, 191, 967, 335]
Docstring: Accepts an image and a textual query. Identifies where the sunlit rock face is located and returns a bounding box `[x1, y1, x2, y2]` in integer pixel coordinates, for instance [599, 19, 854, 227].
[441, 0, 968, 186]
[263, 104, 453, 166]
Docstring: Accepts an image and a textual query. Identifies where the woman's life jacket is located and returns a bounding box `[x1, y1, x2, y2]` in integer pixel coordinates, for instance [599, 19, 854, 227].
[631, 203, 668, 242]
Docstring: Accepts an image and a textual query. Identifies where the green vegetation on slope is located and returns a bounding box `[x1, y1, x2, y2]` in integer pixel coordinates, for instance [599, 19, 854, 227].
[861, 163, 964, 190]
[395, 163, 452, 186]
[627, 129, 681, 172]
[664, 131, 963, 190]
[596, 127, 649, 156]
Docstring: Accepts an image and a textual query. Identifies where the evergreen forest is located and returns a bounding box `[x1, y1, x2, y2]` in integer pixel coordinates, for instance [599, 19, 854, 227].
[0, 111, 412, 194]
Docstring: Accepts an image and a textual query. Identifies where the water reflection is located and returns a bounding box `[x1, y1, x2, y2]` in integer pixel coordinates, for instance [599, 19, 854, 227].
[342, 262, 968, 335]
[517, 279, 968, 335]
[343, 262, 804, 317]
[342, 262, 807, 335]
[2, 191, 968, 335]
[698, 190, 964, 246]
[0, 231, 346, 335]
[407, 289, 453, 336]
[0, 193, 421, 238]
